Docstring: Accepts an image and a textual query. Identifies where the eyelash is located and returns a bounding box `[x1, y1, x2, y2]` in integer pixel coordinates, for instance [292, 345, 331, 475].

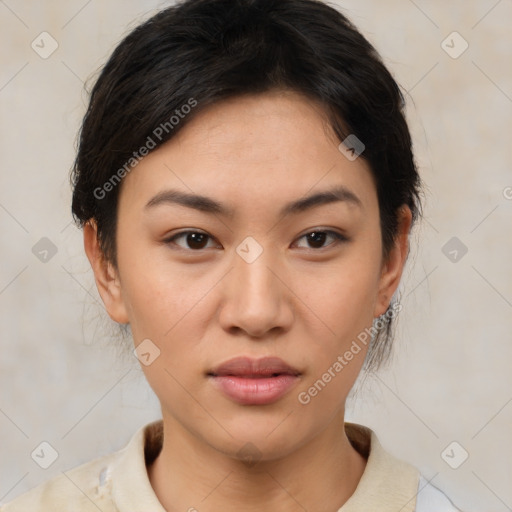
[163, 229, 348, 252]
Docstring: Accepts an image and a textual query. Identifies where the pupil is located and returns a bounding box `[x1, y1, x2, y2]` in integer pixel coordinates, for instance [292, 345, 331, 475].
[309, 231, 326, 248]
[188, 233, 207, 249]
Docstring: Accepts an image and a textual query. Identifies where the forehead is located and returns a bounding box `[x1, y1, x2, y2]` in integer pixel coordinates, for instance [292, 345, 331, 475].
[117, 90, 377, 217]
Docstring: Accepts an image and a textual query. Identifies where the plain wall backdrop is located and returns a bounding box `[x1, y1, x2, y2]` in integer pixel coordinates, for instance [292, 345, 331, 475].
[1, 1, 511, 510]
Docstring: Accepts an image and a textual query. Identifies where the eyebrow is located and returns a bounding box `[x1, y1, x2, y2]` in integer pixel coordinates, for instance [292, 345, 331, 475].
[144, 185, 362, 218]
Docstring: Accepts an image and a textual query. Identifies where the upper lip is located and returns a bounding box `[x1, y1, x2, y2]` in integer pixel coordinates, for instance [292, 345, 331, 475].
[208, 356, 301, 378]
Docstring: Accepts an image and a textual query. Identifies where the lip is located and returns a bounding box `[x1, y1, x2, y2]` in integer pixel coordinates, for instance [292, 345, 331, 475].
[208, 356, 301, 405]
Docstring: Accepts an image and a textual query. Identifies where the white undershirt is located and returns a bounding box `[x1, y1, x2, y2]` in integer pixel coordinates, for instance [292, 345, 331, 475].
[416, 475, 461, 511]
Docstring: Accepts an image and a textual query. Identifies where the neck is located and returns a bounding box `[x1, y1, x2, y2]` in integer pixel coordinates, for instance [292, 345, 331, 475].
[148, 412, 367, 512]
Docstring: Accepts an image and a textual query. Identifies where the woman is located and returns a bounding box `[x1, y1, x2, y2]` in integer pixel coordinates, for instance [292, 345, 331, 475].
[2, 0, 462, 510]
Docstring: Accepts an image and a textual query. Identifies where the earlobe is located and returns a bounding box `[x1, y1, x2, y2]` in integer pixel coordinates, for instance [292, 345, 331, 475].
[83, 221, 130, 324]
[374, 206, 412, 318]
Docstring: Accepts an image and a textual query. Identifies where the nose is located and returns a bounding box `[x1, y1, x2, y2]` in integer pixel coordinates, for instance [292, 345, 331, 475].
[217, 242, 294, 339]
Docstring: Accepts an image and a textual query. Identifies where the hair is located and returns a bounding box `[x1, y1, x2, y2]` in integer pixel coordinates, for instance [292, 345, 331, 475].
[71, 0, 422, 371]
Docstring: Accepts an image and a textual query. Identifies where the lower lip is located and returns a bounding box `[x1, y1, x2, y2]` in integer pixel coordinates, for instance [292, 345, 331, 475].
[210, 375, 300, 405]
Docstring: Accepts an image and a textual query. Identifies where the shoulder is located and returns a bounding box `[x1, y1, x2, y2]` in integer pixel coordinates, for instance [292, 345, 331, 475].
[415, 475, 462, 512]
[344, 422, 463, 512]
[0, 451, 118, 512]
[0, 421, 161, 512]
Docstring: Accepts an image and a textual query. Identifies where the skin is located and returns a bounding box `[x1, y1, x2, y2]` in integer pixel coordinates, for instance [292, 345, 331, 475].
[84, 89, 412, 512]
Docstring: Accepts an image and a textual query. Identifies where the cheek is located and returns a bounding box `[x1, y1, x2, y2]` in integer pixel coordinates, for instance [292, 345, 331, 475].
[117, 244, 209, 341]
[296, 253, 381, 334]
[293, 267, 375, 414]
[122, 265, 212, 404]
[291, 245, 381, 391]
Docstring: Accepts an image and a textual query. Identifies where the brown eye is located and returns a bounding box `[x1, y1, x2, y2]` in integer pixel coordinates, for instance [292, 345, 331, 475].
[294, 230, 347, 250]
[165, 231, 218, 250]
[306, 231, 328, 249]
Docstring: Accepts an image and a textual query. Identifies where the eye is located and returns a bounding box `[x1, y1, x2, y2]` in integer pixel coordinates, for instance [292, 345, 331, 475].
[293, 229, 348, 250]
[164, 230, 220, 251]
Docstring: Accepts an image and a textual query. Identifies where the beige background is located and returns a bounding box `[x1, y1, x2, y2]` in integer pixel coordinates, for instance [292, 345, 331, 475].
[1, 1, 511, 510]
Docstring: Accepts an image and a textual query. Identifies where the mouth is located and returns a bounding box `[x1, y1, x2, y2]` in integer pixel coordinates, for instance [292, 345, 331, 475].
[208, 356, 301, 378]
[207, 356, 301, 405]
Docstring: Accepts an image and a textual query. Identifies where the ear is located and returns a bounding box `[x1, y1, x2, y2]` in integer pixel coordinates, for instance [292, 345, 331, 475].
[83, 220, 130, 324]
[374, 205, 412, 317]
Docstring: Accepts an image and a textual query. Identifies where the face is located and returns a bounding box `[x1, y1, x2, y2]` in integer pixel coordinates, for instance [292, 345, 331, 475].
[85, 90, 410, 461]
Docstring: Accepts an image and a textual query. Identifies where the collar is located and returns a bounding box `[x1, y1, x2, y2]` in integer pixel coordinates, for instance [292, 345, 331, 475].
[341, 422, 419, 511]
[110, 420, 419, 511]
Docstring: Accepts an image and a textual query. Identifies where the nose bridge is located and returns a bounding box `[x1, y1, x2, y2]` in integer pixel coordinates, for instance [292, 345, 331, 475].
[219, 236, 292, 336]
[236, 247, 275, 297]
[234, 236, 279, 306]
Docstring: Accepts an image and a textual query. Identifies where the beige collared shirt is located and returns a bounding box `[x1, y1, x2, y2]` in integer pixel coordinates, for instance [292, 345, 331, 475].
[1, 420, 460, 511]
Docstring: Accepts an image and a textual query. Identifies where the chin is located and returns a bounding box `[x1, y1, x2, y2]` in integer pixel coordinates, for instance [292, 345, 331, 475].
[206, 410, 313, 462]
